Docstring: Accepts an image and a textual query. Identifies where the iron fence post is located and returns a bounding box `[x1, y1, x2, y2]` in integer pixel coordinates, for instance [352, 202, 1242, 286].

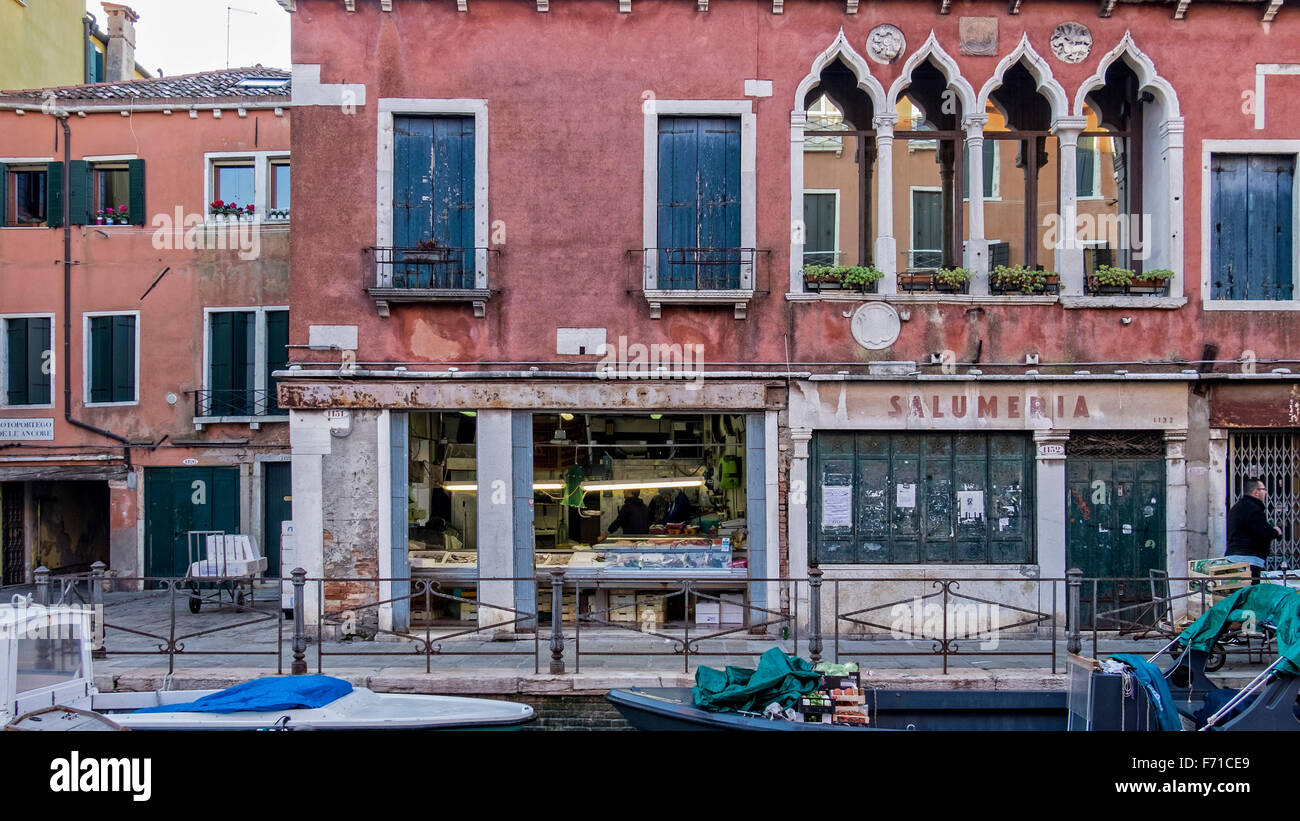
[291, 568, 307, 675]
[90, 561, 106, 658]
[809, 567, 823, 664]
[34, 566, 49, 606]
[549, 568, 565, 674]
[1066, 568, 1082, 655]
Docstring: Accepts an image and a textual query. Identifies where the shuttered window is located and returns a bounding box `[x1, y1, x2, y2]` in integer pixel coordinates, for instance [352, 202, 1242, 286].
[656, 117, 741, 289]
[962, 139, 997, 200]
[208, 311, 255, 415]
[265, 310, 289, 415]
[810, 432, 1035, 565]
[88, 315, 136, 404]
[1210, 153, 1295, 301]
[1076, 137, 1099, 198]
[393, 116, 475, 286]
[4, 317, 52, 406]
[2, 164, 62, 227]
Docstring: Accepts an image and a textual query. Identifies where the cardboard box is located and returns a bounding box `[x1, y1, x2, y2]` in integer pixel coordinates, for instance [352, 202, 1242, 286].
[695, 603, 720, 625]
[720, 593, 745, 624]
[820, 672, 861, 691]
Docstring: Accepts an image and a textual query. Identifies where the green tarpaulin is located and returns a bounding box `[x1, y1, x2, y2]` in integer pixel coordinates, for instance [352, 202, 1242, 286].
[1177, 583, 1300, 676]
[692, 647, 824, 713]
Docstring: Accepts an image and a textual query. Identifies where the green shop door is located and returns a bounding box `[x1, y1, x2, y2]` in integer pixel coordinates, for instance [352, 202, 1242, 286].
[262, 462, 291, 578]
[1066, 434, 1166, 628]
[145, 467, 240, 581]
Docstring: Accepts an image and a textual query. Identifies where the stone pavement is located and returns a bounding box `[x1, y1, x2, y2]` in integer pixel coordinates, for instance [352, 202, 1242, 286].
[37, 587, 1269, 695]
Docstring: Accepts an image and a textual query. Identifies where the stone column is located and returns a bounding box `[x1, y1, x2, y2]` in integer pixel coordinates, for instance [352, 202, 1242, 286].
[289, 410, 331, 628]
[788, 427, 813, 631]
[1165, 429, 1190, 621]
[1207, 428, 1229, 559]
[963, 114, 990, 288]
[1033, 429, 1069, 625]
[873, 115, 898, 288]
[1052, 116, 1087, 295]
[107, 476, 139, 590]
[475, 409, 515, 631]
[790, 110, 807, 293]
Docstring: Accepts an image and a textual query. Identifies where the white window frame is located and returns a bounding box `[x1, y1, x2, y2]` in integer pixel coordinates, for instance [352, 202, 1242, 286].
[197, 306, 290, 426]
[801, 189, 841, 267]
[963, 138, 1001, 203]
[803, 96, 845, 154]
[908, 185, 943, 270]
[375, 99, 490, 289]
[642, 100, 756, 291]
[0, 312, 55, 409]
[203, 151, 290, 221]
[82, 310, 140, 407]
[1201, 140, 1300, 311]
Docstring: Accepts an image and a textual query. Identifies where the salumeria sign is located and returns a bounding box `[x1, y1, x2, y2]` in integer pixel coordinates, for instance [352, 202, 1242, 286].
[887, 392, 1093, 421]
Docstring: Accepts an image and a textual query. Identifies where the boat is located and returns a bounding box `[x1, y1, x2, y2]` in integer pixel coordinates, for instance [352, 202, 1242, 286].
[2, 605, 534, 731]
[1069, 582, 1300, 731]
[607, 686, 1067, 731]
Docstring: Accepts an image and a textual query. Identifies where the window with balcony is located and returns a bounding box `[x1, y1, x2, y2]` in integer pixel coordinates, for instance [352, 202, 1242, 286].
[197, 308, 289, 422]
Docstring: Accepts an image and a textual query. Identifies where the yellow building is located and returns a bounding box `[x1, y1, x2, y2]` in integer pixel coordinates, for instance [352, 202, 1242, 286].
[0, 1, 148, 92]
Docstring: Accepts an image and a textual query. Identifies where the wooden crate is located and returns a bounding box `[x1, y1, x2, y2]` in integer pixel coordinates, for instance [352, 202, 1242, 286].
[1187, 559, 1251, 600]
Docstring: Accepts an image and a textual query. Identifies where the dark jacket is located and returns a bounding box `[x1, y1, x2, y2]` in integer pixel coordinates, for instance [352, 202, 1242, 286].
[1226, 495, 1280, 561]
[608, 497, 650, 536]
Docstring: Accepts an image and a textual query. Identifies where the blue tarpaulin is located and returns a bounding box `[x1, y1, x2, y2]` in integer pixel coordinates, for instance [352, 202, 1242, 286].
[133, 675, 353, 714]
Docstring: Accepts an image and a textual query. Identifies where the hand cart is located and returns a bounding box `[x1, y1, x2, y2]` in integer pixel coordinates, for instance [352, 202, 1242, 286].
[183, 531, 268, 614]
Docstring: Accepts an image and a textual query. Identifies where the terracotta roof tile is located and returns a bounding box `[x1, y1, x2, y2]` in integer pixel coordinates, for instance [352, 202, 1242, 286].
[1, 67, 290, 102]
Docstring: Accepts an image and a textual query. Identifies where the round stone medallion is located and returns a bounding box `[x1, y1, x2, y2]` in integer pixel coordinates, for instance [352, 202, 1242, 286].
[866, 25, 906, 64]
[850, 302, 901, 351]
[1050, 22, 1093, 63]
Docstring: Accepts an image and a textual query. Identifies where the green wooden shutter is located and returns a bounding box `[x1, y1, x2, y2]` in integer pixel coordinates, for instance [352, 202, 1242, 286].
[5, 319, 28, 405]
[128, 159, 146, 225]
[209, 312, 254, 414]
[89, 316, 112, 403]
[68, 160, 92, 225]
[1076, 138, 1096, 198]
[46, 162, 63, 228]
[209, 311, 234, 413]
[265, 310, 289, 415]
[0, 163, 7, 226]
[27, 318, 51, 405]
[112, 315, 135, 402]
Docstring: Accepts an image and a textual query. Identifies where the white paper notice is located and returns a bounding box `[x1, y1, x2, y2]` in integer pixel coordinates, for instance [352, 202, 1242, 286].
[896, 483, 917, 509]
[822, 486, 852, 528]
[957, 491, 985, 522]
[998, 517, 1010, 532]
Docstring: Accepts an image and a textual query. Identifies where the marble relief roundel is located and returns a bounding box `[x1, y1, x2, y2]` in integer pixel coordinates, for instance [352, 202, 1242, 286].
[1050, 22, 1093, 63]
[867, 25, 906, 64]
[850, 302, 901, 351]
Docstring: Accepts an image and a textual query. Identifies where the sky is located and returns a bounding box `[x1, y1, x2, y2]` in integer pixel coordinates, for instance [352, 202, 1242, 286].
[87, 0, 291, 77]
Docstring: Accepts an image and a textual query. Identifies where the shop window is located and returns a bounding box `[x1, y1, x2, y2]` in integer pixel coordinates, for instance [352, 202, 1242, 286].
[802, 59, 876, 273]
[1, 163, 61, 227]
[810, 432, 1034, 565]
[201, 309, 288, 418]
[406, 411, 479, 624]
[656, 117, 742, 289]
[1209, 153, 1295, 301]
[3, 316, 53, 407]
[86, 314, 136, 405]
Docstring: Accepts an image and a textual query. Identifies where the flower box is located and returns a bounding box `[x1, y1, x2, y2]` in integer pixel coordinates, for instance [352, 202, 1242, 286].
[899, 270, 970, 293]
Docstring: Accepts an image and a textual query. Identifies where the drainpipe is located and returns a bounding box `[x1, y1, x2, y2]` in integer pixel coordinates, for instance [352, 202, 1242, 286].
[60, 116, 132, 469]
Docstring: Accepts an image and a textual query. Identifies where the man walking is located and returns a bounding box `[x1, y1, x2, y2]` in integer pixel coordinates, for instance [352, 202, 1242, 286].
[1225, 478, 1282, 584]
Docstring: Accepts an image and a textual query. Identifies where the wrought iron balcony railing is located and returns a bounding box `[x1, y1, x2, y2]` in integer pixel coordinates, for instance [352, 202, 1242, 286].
[643, 247, 759, 291]
[365, 246, 499, 318]
[193, 389, 286, 419]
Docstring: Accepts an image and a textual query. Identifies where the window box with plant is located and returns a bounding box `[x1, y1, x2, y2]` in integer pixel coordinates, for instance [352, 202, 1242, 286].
[990, 265, 1060, 295]
[803, 264, 881, 293]
[208, 200, 255, 222]
[899, 267, 970, 294]
[1086, 265, 1173, 296]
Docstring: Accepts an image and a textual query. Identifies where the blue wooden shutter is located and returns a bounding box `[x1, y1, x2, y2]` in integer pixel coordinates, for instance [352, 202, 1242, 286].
[89, 316, 113, 403]
[657, 117, 740, 289]
[697, 118, 741, 288]
[1247, 154, 1294, 300]
[112, 315, 135, 402]
[393, 116, 435, 248]
[657, 118, 698, 289]
[265, 310, 289, 415]
[432, 117, 475, 285]
[127, 159, 146, 225]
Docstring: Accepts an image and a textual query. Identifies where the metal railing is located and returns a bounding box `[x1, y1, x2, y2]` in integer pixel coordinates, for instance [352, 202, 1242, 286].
[638, 247, 761, 291]
[32, 566, 1279, 678]
[192, 388, 285, 418]
[366, 245, 499, 291]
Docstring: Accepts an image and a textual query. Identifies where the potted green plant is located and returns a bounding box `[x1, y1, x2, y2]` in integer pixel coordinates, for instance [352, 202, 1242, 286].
[933, 266, 971, 293]
[841, 265, 883, 293]
[1088, 264, 1134, 295]
[991, 265, 1060, 294]
[802, 264, 844, 292]
[1128, 268, 1174, 295]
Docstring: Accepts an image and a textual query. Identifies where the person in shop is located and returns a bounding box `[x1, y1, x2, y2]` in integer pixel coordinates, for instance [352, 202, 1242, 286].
[665, 488, 693, 523]
[648, 488, 672, 525]
[1224, 478, 1282, 585]
[601, 489, 650, 541]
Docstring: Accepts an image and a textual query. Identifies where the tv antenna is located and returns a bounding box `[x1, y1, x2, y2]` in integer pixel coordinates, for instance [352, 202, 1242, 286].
[226, 6, 258, 69]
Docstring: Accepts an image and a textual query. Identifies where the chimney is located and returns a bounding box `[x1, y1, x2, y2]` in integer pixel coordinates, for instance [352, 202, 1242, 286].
[101, 3, 140, 82]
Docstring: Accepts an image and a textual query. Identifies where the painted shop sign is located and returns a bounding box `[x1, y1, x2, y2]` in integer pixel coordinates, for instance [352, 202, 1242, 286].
[0, 418, 54, 440]
[791, 382, 1189, 430]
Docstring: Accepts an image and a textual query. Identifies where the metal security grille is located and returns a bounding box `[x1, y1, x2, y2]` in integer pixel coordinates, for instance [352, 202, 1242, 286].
[1067, 432, 1166, 459]
[1228, 431, 1300, 569]
[2, 483, 24, 586]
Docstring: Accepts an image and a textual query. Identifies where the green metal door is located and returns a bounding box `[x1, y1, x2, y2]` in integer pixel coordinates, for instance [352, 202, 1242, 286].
[262, 462, 291, 578]
[1066, 434, 1165, 627]
[144, 467, 239, 581]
